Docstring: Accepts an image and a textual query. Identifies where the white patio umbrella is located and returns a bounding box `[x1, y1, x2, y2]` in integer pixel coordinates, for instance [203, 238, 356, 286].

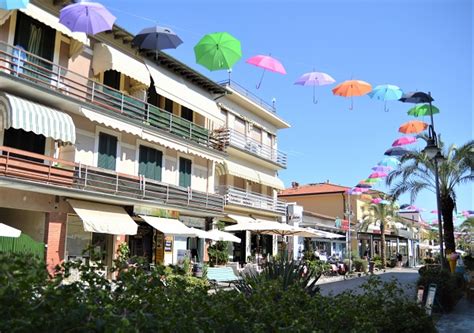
[304, 227, 345, 239]
[0, 223, 21, 238]
[206, 229, 241, 243]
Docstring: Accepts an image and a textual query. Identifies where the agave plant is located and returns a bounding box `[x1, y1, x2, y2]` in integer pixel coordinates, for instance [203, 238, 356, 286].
[234, 259, 321, 297]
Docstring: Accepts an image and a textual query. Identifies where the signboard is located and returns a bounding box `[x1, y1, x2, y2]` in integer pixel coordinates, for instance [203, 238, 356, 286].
[134, 205, 179, 219]
[341, 219, 350, 231]
[417, 286, 424, 305]
[164, 236, 173, 253]
[335, 218, 342, 228]
[287, 204, 303, 224]
[155, 233, 165, 264]
[425, 284, 437, 315]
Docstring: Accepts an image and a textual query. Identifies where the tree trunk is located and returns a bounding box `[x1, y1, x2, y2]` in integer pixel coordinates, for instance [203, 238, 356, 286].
[380, 222, 386, 268]
[441, 195, 456, 253]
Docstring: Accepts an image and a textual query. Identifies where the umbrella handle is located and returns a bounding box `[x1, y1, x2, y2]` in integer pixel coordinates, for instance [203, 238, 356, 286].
[349, 96, 353, 110]
[256, 69, 266, 89]
[384, 101, 389, 112]
[313, 85, 318, 104]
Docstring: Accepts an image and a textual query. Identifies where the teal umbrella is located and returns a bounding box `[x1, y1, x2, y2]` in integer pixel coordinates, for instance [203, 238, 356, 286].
[0, 0, 28, 10]
[194, 32, 242, 71]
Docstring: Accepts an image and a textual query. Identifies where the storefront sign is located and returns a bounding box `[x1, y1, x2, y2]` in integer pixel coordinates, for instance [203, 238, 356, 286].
[287, 205, 303, 224]
[134, 206, 179, 219]
[425, 284, 437, 315]
[164, 236, 173, 252]
[341, 219, 349, 231]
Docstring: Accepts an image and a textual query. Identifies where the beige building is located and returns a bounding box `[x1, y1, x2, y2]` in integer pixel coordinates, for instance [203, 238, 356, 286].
[0, 0, 289, 272]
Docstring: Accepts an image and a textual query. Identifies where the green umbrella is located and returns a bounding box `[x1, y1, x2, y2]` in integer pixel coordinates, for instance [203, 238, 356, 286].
[194, 32, 242, 71]
[364, 178, 381, 184]
[407, 104, 440, 117]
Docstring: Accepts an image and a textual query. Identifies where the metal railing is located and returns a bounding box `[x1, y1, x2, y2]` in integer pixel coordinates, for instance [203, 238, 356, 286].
[214, 128, 287, 168]
[218, 79, 276, 113]
[216, 185, 286, 215]
[0, 42, 224, 151]
[0, 146, 224, 213]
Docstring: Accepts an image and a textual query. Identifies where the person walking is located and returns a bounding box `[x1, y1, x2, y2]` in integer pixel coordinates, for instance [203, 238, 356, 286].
[396, 252, 403, 268]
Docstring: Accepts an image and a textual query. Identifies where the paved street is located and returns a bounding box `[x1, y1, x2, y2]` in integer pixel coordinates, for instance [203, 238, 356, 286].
[317, 268, 420, 298]
[436, 297, 474, 333]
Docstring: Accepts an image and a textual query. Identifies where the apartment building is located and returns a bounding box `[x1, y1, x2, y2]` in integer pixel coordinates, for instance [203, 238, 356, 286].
[0, 0, 291, 272]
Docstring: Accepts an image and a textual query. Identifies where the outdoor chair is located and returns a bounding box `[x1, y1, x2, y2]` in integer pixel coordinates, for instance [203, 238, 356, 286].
[206, 267, 242, 290]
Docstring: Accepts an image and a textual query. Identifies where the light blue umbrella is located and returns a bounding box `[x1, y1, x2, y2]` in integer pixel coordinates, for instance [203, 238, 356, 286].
[368, 84, 403, 112]
[0, 0, 28, 10]
[377, 157, 400, 168]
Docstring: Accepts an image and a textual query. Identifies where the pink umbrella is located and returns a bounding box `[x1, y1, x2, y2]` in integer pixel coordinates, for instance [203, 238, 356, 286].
[371, 198, 382, 204]
[246, 54, 286, 89]
[430, 210, 438, 214]
[369, 171, 388, 178]
[392, 136, 417, 147]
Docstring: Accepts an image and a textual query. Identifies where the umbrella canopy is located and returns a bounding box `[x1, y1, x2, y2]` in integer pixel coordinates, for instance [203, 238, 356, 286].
[194, 32, 242, 71]
[378, 157, 401, 167]
[332, 79, 372, 110]
[385, 147, 409, 157]
[355, 183, 372, 188]
[206, 229, 241, 243]
[371, 198, 382, 204]
[0, 0, 28, 10]
[246, 55, 286, 89]
[225, 220, 315, 237]
[59, 2, 116, 35]
[132, 25, 183, 51]
[371, 165, 393, 172]
[294, 71, 336, 104]
[304, 227, 345, 239]
[407, 104, 440, 117]
[364, 178, 381, 183]
[399, 120, 428, 134]
[399, 91, 434, 104]
[369, 171, 388, 178]
[368, 84, 403, 111]
[0, 223, 21, 237]
[392, 136, 417, 147]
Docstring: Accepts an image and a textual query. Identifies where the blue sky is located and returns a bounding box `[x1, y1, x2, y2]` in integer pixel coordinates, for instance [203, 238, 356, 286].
[100, 0, 473, 222]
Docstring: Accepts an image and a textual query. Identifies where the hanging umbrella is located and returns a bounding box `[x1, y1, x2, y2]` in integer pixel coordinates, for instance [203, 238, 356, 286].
[379, 200, 390, 205]
[369, 171, 388, 178]
[378, 156, 401, 167]
[368, 84, 403, 112]
[332, 79, 372, 110]
[246, 55, 286, 89]
[399, 120, 428, 134]
[132, 25, 183, 56]
[348, 189, 362, 195]
[407, 104, 440, 117]
[392, 136, 417, 147]
[430, 210, 438, 214]
[361, 194, 373, 201]
[364, 178, 381, 184]
[194, 32, 242, 71]
[399, 91, 434, 104]
[356, 183, 372, 188]
[371, 198, 382, 204]
[0, 0, 28, 10]
[371, 165, 392, 172]
[60, 2, 116, 35]
[294, 71, 336, 104]
[384, 147, 409, 157]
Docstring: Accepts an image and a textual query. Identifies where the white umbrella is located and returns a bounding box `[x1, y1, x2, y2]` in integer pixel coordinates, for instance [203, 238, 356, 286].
[206, 229, 241, 243]
[225, 220, 310, 236]
[0, 223, 21, 238]
[304, 227, 345, 239]
[188, 227, 210, 239]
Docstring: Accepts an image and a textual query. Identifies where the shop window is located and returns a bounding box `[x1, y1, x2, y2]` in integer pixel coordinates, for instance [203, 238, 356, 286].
[3, 128, 45, 163]
[179, 157, 192, 187]
[138, 145, 162, 181]
[98, 132, 117, 170]
[65, 216, 92, 260]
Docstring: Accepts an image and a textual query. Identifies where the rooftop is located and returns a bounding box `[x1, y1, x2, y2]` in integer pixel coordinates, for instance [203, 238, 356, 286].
[279, 182, 350, 197]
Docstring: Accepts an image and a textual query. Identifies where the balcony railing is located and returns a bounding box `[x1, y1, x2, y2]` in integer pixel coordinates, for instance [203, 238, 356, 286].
[0, 146, 224, 213]
[218, 79, 276, 113]
[216, 185, 286, 215]
[214, 128, 287, 168]
[0, 42, 225, 151]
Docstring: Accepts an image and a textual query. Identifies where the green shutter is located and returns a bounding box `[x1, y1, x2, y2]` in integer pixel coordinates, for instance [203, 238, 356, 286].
[98, 132, 117, 170]
[139, 145, 162, 181]
[179, 157, 192, 188]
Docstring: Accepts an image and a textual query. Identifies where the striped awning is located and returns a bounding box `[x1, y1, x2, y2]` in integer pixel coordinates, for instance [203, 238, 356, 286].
[0, 93, 76, 144]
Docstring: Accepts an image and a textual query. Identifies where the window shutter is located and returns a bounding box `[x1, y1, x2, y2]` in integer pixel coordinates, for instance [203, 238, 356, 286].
[179, 157, 192, 188]
[98, 132, 117, 170]
[139, 146, 162, 181]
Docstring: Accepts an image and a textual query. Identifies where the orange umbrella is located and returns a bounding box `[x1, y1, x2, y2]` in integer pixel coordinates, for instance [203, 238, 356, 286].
[398, 120, 428, 134]
[332, 79, 372, 110]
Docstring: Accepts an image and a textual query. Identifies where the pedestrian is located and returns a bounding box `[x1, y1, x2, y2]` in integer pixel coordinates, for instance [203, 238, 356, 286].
[396, 252, 403, 268]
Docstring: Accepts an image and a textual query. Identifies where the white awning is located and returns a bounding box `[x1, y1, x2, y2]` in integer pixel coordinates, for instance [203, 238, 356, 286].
[92, 43, 150, 87]
[222, 161, 284, 190]
[0, 93, 76, 143]
[80, 107, 142, 136]
[68, 200, 137, 235]
[20, 3, 88, 45]
[0, 223, 21, 238]
[206, 229, 241, 243]
[258, 172, 285, 190]
[145, 60, 221, 124]
[226, 214, 256, 225]
[304, 227, 345, 239]
[140, 215, 196, 236]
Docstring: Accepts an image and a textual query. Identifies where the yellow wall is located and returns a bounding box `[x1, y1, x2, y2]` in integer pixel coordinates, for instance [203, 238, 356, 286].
[281, 193, 345, 218]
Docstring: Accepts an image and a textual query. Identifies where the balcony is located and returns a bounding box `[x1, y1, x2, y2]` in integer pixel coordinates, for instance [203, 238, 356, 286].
[216, 186, 286, 215]
[0, 42, 225, 152]
[0, 146, 224, 213]
[218, 79, 276, 114]
[214, 128, 287, 168]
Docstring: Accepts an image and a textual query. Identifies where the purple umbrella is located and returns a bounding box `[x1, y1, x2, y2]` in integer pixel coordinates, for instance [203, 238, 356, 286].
[371, 165, 392, 172]
[294, 71, 335, 104]
[60, 2, 116, 35]
[384, 147, 409, 157]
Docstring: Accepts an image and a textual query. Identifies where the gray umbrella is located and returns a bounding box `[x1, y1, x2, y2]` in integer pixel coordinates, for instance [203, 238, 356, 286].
[399, 91, 434, 104]
[384, 147, 409, 157]
[132, 25, 183, 52]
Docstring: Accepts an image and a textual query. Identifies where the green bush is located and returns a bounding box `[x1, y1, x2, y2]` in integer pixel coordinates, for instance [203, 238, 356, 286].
[463, 254, 474, 271]
[208, 241, 229, 266]
[306, 259, 331, 275]
[423, 257, 435, 265]
[353, 258, 368, 272]
[418, 265, 465, 312]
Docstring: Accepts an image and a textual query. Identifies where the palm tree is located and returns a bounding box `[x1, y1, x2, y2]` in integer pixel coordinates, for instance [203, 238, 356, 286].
[386, 138, 473, 254]
[423, 229, 439, 246]
[359, 199, 406, 267]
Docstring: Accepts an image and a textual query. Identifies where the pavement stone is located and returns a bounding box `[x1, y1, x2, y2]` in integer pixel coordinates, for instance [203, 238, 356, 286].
[436, 297, 474, 333]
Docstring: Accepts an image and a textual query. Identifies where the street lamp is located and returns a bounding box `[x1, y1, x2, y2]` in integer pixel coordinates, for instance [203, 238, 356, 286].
[400, 91, 445, 268]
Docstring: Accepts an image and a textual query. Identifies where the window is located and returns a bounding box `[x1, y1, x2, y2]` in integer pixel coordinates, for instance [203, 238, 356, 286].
[164, 98, 173, 113]
[179, 157, 192, 187]
[103, 70, 121, 90]
[98, 132, 117, 170]
[181, 106, 193, 122]
[138, 145, 162, 181]
[3, 128, 45, 163]
[234, 117, 246, 134]
[14, 12, 55, 61]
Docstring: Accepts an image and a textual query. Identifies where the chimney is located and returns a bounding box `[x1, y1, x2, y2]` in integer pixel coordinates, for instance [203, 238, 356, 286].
[326, 179, 330, 183]
[291, 181, 299, 188]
